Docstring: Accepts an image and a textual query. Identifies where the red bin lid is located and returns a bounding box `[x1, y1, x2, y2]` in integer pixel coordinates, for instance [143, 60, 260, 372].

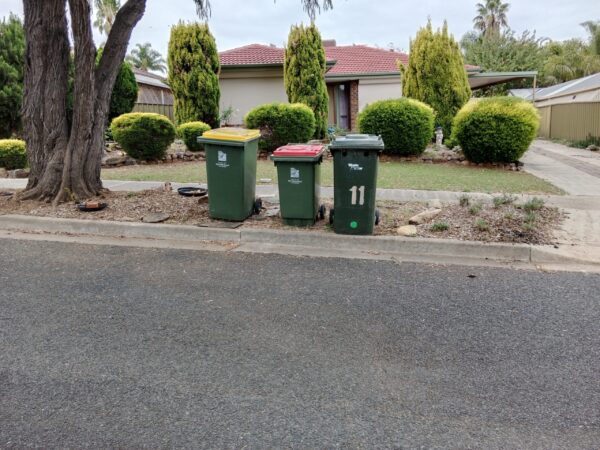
[272, 144, 326, 158]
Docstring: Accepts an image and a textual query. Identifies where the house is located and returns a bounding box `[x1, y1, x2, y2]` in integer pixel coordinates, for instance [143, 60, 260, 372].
[509, 72, 600, 107]
[219, 40, 407, 129]
[219, 40, 532, 129]
[132, 68, 174, 121]
[510, 73, 600, 141]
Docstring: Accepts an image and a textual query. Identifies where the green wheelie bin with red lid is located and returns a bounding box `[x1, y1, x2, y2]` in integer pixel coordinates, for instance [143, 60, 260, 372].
[271, 143, 327, 227]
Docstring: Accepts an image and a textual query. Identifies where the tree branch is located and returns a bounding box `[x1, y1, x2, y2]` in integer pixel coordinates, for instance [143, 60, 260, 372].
[96, 0, 146, 103]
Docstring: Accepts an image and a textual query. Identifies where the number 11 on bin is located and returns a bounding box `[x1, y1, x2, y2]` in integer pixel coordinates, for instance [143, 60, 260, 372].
[349, 185, 365, 205]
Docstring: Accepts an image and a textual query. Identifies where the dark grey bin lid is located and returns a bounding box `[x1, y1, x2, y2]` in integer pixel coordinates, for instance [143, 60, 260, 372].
[329, 134, 384, 150]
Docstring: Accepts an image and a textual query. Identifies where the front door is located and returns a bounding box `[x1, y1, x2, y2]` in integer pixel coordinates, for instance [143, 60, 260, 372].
[336, 84, 350, 130]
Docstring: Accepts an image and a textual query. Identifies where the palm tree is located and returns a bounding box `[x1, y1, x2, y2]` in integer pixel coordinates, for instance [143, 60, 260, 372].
[93, 0, 120, 36]
[473, 0, 510, 37]
[126, 42, 167, 73]
[581, 20, 600, 55]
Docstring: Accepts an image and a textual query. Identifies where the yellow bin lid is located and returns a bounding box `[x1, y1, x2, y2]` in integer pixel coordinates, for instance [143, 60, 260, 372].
[202, 127, 260, 142]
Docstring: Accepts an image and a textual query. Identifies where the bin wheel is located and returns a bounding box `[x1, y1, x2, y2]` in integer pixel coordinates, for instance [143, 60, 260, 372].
[253, 198, 263, 215]
[329, 208, 335, 225]
[318, 204, 326, 221]
[375, 209, 381, 226]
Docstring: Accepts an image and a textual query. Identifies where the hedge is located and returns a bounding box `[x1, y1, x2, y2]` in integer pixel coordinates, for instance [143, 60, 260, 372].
[451, 97, 540, 163]
[358, 98, 435, 155]
[111, 113, 175, 161]
[177, 121, 211, 152]
[0, 139, 27, 170]
[244, 103, 316, 151]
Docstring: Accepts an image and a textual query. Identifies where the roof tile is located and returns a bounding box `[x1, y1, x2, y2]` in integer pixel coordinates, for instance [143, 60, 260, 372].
[219, 43, 407, 75]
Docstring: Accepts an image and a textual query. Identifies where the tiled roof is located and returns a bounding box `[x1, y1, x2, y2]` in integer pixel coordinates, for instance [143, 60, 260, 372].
[218, 43, 480, 77]
[324, 45, 407, 75]
[220, 43, 408, 76]
[219, 44, 285, 66]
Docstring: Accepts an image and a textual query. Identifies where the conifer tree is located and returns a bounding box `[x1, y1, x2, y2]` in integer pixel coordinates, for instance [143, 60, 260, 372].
[0, 13, 25, 138]
[284, 24, 329, 138]
[168, 22, 220, 126]
[402, 21, 471, 137]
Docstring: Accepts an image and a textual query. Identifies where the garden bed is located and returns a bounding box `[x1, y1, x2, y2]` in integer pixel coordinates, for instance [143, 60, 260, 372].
[0, 188, 563, 245]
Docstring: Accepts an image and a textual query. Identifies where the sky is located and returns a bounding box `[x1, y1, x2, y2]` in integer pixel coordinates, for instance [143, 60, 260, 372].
[1, 0, 597, 62]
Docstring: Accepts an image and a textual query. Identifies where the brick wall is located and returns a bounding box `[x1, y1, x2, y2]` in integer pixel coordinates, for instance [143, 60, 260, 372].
[349, 80, 359, 131]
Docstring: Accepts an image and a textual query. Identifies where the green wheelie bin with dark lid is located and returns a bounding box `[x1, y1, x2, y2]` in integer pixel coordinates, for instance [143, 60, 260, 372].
[197, 127, 261, 221]
[329, 134, 384, 235]
[271, 144, 327, 227]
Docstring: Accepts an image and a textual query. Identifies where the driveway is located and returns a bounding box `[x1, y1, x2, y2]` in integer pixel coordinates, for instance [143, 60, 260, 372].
[1, 239, 599, 448]
[522, 140, 600, 196]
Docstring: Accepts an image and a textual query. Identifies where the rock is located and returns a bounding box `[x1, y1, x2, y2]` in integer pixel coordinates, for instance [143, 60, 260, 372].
[8, 169, 29, 178]
[265, 207, 280, 218]
[409, 208, 442, 225]
[197, 196, 208, 204]
[587, 144, 599, 152]
[142, 212, 171, 223]
[258, 178, 272, 184]
[102, 155, 127, 166]
[428, 199, 442, 209]
[0, 168, 7, 178]
[396, 225, 417, 237]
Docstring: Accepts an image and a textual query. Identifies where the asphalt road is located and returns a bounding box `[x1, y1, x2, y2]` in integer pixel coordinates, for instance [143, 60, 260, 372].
[1, 239, 599, 449]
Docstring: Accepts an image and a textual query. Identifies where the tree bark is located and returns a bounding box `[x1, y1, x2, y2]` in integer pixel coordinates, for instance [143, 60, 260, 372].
[20, 0, 70, 202]
[20, 0, 146, 204]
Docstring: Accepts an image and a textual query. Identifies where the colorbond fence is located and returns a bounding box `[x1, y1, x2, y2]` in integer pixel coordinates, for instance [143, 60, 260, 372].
[132, 103, 174, 122]
[537, 102, 600, 141]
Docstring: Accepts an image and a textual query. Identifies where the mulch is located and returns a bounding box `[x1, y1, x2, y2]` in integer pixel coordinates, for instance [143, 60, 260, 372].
[0, 188, 563, 245]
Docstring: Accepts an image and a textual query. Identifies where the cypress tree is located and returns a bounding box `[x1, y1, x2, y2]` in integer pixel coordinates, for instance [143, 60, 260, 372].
[0, 13, 25, 138]
[96, 48, 138, 121]
[284, 23, 329, 139]
[402, 21, 471, 138]
[168, 22, 220, 127]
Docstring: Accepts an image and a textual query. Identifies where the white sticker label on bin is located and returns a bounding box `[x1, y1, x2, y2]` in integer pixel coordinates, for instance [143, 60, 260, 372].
[288, 167, 302, 185]
[216, 150, 229, 168]
[348, 163, 363, 171]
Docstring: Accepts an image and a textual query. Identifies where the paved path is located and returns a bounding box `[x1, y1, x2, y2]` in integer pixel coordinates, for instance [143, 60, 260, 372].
[1, 239, 599, 448]
[522, 140, 600, 196]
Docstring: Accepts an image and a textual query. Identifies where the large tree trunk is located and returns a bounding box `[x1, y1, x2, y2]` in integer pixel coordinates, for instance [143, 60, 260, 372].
[21, 0, 70, 202]
[20, 0, 146, 204]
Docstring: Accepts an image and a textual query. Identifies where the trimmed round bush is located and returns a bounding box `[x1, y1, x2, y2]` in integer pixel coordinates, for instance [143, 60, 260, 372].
[451, 97, 540, 163]
[110, 113, 176, 161]
[244, 103, 316, 151]
[0, 139, 27, 170]
[358, 99, 435, 156]
[177, 121, 211, 151]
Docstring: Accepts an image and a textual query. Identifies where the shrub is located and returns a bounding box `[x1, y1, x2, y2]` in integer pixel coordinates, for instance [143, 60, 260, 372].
[244, 103, 316, 151]
[97, 48, 139, 121]
[475, 218, 490, 232]
[521, 197, 545, 212]
[168, 22, 220, 127]
[0, 14, 25, 138]
[111, 113, 175, 161]
[451, 97, 540, 163]
[431, 221, 449, 232]
[0, 139, 27, 169]
[469, 203, 482, 215]
[284, 24, 329, 138]
[401, 20, 471, 137]
[358, 98, 435, 156]
[177, 121, 211, 152]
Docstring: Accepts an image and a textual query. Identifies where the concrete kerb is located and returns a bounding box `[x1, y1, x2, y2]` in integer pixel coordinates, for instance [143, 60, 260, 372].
[239, 228, 532, 262]
[0, 215, 241, 242]
[0, 214, 536, 265]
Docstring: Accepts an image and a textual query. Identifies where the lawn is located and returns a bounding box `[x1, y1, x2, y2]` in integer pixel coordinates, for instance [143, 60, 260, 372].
[102, 160, 563, 194]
